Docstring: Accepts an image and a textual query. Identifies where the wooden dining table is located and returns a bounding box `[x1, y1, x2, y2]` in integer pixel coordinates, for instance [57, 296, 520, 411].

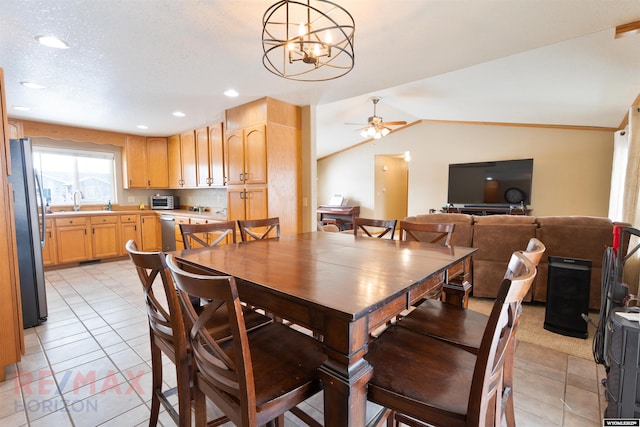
[174, 231, 477, 426]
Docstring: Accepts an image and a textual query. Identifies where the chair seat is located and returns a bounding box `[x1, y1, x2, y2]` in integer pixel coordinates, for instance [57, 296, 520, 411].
[196, 321, 326, 419]
[366, 325, 476, 425]
[397, 299, 487, 354]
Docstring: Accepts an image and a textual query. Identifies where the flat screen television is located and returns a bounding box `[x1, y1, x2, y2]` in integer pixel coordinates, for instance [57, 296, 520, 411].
[447, 159, 533, 206]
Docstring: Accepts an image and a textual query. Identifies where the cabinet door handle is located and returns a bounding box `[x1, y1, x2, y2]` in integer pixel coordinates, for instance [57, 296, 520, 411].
[129, 179, 132, 186]
[239, 173, 244, 181]
[148, 180, 151, 186]
[244, 172, 248, 181]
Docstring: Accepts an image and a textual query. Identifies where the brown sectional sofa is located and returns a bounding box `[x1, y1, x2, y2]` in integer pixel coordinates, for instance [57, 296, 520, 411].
[404, 213, 629, 309]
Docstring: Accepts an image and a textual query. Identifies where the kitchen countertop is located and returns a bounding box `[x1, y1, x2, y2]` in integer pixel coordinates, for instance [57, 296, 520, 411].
[46, 208, 228, 221]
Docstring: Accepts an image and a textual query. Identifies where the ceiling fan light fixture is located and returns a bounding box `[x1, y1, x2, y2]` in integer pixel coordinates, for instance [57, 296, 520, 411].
[381, 127, 390, 137]
[262, 0, 355, 82]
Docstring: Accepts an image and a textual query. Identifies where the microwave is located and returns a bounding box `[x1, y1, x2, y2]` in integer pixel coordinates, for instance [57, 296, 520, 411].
[150, 195, 178, 210]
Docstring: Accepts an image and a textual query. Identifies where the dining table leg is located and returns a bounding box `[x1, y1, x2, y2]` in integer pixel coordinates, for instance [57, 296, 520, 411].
[318, 316, 373, 427]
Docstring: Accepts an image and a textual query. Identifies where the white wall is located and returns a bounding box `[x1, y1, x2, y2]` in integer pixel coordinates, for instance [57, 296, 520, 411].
[318, 121, 614, 218]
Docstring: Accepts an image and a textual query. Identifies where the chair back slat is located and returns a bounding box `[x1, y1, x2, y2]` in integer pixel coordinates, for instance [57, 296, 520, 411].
[180, 221, 236, 249]
[237, 217, 281, 242]
[354, 217, 398, 239]
[398, 221, 455, 245]
[522, 237, 546, 267]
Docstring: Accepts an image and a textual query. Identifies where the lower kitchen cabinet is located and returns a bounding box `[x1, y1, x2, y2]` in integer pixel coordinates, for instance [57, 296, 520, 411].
[120, 214, 141, 254]
[91, 216, 120, 259]
[42, 218, 57, 266]
[140, 214, 161, 251]
[55, 217, 92, 263]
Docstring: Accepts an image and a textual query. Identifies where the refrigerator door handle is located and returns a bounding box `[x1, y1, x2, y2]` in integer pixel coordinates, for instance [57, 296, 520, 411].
[34, 172, 46, 248]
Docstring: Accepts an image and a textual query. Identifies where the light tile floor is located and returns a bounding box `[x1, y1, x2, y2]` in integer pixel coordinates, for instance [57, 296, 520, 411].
[0, 260, 607, 426]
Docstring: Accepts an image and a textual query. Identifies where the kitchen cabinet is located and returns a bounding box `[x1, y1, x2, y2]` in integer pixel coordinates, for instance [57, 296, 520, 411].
[146, 137, 169, 188]
[224, 125, 266, 185]
[168, 131, 197, 188]
[224, 97, 301, 235]
[55, 217, 92, 263]
[140, 214, 161, 251]
[227, 187, 268, 222]
[42, 218, 57, 266]
[90, 215, 120, 259]
[174, 215, 190, 250]
[195, 123, 225, 187]
[0, 68, 24, 380]
[123, 136, 169, 189]
[120, 214, 141, 254]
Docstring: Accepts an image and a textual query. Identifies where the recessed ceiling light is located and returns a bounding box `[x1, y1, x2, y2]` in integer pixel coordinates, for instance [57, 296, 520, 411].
[13, 106, 30, 111]
[224, 89, 239, 97]
[172, 111, 186, 117]
[137, 125, 148, 129]
[20, 81, 45, 89]
[35, 35, 69, 49]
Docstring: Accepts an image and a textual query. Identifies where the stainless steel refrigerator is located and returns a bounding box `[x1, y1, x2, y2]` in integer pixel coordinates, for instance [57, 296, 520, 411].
[8, 138, 47, 328]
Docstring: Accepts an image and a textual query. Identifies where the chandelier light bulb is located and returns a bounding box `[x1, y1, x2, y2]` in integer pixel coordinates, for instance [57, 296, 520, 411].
[325, 30, 332, 44]
[298, 22, 306, 37]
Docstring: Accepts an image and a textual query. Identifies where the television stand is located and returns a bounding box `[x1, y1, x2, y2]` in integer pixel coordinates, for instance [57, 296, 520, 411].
[442, 206, 531, 216]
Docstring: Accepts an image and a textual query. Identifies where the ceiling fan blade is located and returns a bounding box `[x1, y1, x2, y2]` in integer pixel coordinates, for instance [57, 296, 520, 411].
[381, 121, 407, 126]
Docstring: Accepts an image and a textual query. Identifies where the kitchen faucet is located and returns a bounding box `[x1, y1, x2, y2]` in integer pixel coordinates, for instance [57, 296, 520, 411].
[72, 190, 83, 211]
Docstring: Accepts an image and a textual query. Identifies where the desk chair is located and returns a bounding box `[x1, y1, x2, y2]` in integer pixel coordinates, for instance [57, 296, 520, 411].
[366, 251, 537, 427]
[398, 221, 455, 245]
[180, 220, 236, 249]
[165, 254, 325, 427]
[237, 217, 280, 242]
[396, 238, 545, 426]
[354, 217, 397, 239]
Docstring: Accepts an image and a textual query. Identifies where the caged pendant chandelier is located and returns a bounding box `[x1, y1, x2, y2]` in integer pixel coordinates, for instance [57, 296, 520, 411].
[262, 0, 355, 81]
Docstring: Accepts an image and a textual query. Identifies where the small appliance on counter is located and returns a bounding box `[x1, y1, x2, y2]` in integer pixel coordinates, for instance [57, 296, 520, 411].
[150, 195, 178, 210]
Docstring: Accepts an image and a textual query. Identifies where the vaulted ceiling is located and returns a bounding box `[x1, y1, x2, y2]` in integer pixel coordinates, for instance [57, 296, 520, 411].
[2, 1, 640, 158]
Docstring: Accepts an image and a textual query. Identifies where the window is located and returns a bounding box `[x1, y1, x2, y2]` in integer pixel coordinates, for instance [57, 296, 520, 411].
[32, 146, 116, 206]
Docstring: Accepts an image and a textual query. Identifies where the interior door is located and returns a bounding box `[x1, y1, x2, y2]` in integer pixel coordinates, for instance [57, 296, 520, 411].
[374, 155, 408, 221]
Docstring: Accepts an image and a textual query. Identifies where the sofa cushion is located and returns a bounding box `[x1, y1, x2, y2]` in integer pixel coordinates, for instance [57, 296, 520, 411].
[471, 216, 538, 299]
[404, 213, 473, 247]
[534, 216, 614, 308]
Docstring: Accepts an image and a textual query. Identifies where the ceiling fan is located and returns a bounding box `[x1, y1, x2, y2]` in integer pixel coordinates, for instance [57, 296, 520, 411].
[348, 97, 407, 139]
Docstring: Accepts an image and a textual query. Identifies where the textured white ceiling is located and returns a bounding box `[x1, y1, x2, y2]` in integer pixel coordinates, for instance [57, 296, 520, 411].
[2, 1, 640, 158]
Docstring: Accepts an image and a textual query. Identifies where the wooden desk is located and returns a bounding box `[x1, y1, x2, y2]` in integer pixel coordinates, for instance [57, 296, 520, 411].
[176, 232, 476, 426]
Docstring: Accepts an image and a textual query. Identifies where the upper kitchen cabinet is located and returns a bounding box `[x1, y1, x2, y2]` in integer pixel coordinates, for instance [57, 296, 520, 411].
[122, 136, 169, 189]
[224, 97, 302, 236]
[225, 125, 267, 185]
[168, 131, 197, 188]
[195, 123, 225, 187]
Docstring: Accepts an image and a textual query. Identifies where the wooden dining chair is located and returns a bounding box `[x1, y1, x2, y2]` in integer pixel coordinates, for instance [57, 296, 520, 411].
[395, 238, 545, 426]
[125, 240, 193, 427]
[126, 240, 272, 427]
[180, 220, 236, 249]
[365, 251, 537, 427]
[354, 217, 397, 239]
[398, 220, 455, 245]
[237, 217, 280, 242]
[165, 254, 326, 427]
